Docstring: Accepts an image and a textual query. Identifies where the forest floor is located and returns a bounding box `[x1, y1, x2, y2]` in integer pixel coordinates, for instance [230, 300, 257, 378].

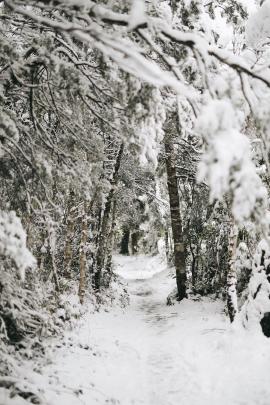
[1, 255, 270, 405]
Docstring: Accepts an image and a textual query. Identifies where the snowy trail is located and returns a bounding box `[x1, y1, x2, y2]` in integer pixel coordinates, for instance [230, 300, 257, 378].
[3, 255, 270, 405]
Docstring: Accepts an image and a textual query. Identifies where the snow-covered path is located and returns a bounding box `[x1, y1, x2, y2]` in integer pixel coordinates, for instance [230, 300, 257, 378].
[3, 255, 270, 405]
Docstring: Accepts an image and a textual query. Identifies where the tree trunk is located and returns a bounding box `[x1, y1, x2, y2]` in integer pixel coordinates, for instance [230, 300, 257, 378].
[47, 218, 60, 293]
[93, 142, 124, 290]
[227, 220, 238, 322]
[104, 199, 117, 287]
[164, 135, 187, 301]
[131, 231, 139, 255]
[63, 190, 75, 278]
[78, 202, 88, 304]
[120, 227, 130, 255]
[191, 251, 197, 287]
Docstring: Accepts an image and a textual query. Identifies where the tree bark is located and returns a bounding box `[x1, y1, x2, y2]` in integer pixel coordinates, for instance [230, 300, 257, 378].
[164, 135, 187, 301]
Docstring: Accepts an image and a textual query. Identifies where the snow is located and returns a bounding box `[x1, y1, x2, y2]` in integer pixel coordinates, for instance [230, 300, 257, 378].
[128, 0, 146, 30]
[246, 0, 270, 47]
[1, 255, 270, 405]
[95, 35, 197, 97]
[129, 88, 165, 167]
[113, 254, 167, 280]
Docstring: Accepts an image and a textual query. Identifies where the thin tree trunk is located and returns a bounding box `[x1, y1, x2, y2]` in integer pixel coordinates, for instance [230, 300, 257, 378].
[164, 135, 187, 301]
[79, 202, 88, 304]
[227, 219, 238, 322]
[93, 142, 124, 290]
[37, 221, 48, 273]
[104, 199, 117, 286]
[63, 190, 75, 278]
[190, 248, 196, 287]
[165, 229, 170, 263]
[47, 218, 60, 293]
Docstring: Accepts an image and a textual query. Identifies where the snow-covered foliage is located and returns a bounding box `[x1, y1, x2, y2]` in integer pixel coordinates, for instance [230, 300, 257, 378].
[126, 84, 166, 167]
[197, 100, 268, 226]
[0, 211, 35, 280]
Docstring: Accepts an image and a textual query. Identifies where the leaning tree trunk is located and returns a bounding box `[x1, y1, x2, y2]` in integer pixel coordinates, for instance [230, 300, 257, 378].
[227, 219, 238, 322]
[93, 142, 124, 290]
[164, 135, 187, 301]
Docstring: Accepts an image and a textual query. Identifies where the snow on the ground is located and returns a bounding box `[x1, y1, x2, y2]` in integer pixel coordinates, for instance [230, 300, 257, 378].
[113, 253, 168, 279]
[1, 255, 270, 405]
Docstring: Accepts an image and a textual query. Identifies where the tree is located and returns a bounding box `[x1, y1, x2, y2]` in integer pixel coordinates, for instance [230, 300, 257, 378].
[1, 0, 270, 336]
[164, 113, 187, 301]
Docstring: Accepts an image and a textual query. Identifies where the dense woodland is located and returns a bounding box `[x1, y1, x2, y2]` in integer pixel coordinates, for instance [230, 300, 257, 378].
[1, 0, 270, 402]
